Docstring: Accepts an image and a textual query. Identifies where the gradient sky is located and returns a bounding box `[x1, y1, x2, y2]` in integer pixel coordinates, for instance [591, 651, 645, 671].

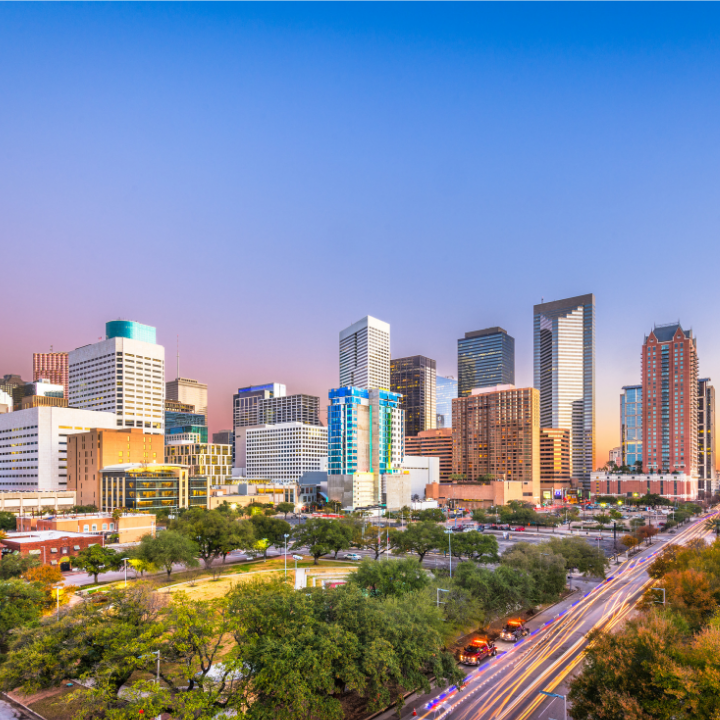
[2, 3, 720, 466]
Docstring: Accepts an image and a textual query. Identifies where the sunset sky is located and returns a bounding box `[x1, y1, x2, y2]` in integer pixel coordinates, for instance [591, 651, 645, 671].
[2, 3, 720, 466]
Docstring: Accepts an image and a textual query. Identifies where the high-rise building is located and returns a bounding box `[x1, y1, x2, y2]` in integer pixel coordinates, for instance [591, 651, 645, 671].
[106, 320, 157, 344]
[339, 316, 391, 390]
[212, 430, 234, 445]
[458, 327, 515, 397]
[533, 294, 595, 482]
[621, 385, 643, 471]
[69, 321, 165, 434]
[13, 379, 67, 411]
[436, 376, 458, 428]
[608, 447, 622, 465]
[697, 378, 715, 493]
[404, 428, 453, 481]
[539, 428, 571, 503]
[233, 423, 328, 484]
[642, 323, 699, 475]
[164, 442, 233, 483]
[33, 353, 69, 397]
[67, 428, 162, 507]
[233, 383, 286, 427]
[391, 355, 436, 437]
[452, 385, 540, 504]
[0, 389, 11, 413]
[0, 406, 117, 492]
[166, 377, 208, 419]
[1, 375, 27, 409]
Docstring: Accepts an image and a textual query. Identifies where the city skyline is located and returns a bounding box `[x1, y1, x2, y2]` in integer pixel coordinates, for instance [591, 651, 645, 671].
[3, 4, 720, 469]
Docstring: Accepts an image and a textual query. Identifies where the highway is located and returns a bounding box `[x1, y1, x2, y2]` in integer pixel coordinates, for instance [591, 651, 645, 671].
[413, 512, 715, 720]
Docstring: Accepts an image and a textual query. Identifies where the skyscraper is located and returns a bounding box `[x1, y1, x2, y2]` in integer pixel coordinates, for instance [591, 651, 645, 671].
[69, 320, 165, 434]
[621, 385, 643, 470]
[391, 355, 436, 437]
[339, 316, 390, 390]
[33, 353, 69, 397]
[533, 294, 595, 482]
[457, 327, 515, 397]
[641, 323, 698, 475]
[698, 378, 715, 492]
[166, 377, 208, 419]
[436, 376, 458, 428]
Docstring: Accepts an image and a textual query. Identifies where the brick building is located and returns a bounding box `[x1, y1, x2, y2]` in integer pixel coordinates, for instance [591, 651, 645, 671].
[17, 512, 155, 543]
[33, 353, 69, 398]
[590, 471, 698, 501]
[540, 428, 572, 503]
[425, 480, 526, 509]
[404, 428, 454, 481]
[0, 530, 103, 567]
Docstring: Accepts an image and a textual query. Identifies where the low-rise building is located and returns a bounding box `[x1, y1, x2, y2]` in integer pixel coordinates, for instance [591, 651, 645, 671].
[0, 490, 76, 515]
[17, 511, 155, 543]
[400, 456, 440, 500]
[208, 479, 298, 509]
[0, 530, 103, 567]
[164, 442, 232, 481]
[540, 428, 572, 504]
[425, 479, 526, 509]
[590, 471, 698, 501]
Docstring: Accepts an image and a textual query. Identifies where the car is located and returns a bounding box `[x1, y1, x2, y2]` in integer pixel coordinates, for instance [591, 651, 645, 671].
[477, 524, 486, 532]
[344, 553, 363, 561]
[500, 619, 529, 642]
[513, 526, 526, 532]
[458, 638, 497, 665]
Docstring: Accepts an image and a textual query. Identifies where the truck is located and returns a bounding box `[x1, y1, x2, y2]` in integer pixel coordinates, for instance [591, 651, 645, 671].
[499, 618, 529, 642]
[458, 638, 497, 665]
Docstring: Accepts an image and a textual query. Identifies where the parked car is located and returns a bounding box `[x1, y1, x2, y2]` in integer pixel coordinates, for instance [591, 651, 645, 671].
[513, 526, 526, 532]
[500, 619, 529, 642]
[344, 553, 363, 561]
[458, 638, 497, 665]
[477, 524, 486, 532]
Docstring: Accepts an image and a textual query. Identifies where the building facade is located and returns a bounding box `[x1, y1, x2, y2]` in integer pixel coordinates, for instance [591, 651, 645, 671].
[404, 427, 454, 481]
[697, 378, 716, 493]
[33, 353, 69, 397]
[539, 428, 571, 503]
[166, 377, 208, 418]
[621, 385, 643, 470]
[641, 323, 699, 475]
[233, 383, 287, 427]
[106, 320, 157, 344]
[69, 321, 165, 434]
[0, 491, 76, 514]
[533, 294, 595, 482]
[609, 447, 622, 465]
[164, 443, 233, 481]
[233, 422, 327, 483]
[0, 406, 117, 492]
[18, 512, 156, 544]
[0, 530, 104, 567]
[458, 327, 515, 397]
[339, 316, 391, 390]
[591, 471, 697, 501]
[452, 385, 540, 504]
[436, 376, 458, 428]
[391, 355, 436, 437]
[400, 456, 440, 500]
[67, 428, 162, 507]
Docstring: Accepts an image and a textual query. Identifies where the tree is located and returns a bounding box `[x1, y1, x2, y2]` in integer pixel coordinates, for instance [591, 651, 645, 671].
[0, 580, 44, 655]
[471, 509, 488, 523]
[540, 536, 608, 578]
[276, 502, 295, 519]
[595, 513, 611, 528]
[71, 544, 123, 583]
[417, 508, 445, 523]
[291, 518, 341, 564]
[249, 515, 292, 558]
[446, 531, 499, 564]
[608, 509, 623, 521]
[172, 508, 244, 569]
[501, 543, 566, 604]
[395, 521, 446, 562]
[0, 553, 39, 580]
[637, 524, 659, 544]
[348, 558, 429, 597]
[621, 534, 640, 550]
[0, 511, 16, 531]
[705, 517, 720, 537]
[134, 531, 200, 578]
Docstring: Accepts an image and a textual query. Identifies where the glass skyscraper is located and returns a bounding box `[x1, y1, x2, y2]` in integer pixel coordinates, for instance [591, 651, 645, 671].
[457, 327, 515, 397]
[391, 355, 436, 437]
[620, 385, 643, 470]
[533, 294, 595, 482]
[436, 376, 458, 428]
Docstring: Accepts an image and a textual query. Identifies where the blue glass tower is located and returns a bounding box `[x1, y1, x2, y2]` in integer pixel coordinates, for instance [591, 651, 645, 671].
[458, 327, 515, 397]
[436, 376, 458, 428]
[106, 320, 157, 344]
[621, 385, 643, 469]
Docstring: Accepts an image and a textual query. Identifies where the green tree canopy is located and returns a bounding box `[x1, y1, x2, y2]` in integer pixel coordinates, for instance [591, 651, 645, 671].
[171, 508, 247, 568]
[71, 544, 123, 584]
[249, 514, 292, 557]
[0, 511, 16, 531]
[540, 536, 608, 578]
[0, 553, 40, 580]
[501, 542, 566, 604]
[348, 558, 429, 597]
[0, 580, 44, 655]
[395, 521, 446, 562]
[132, 531, 200, 578]
[444, 531, 499, 563]
[276, 502, 296, 519]
[291, 518, 344, 564]
[417, 508, 445, 523]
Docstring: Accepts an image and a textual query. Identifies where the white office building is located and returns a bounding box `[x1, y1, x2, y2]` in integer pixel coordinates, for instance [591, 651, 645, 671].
[166, 377, 208, 418]
[401, 456, 440, 500]
[339, 316, 391, 390]
[69, 323, 165, 435]
[235, 422, 328, 484]
[0, 406, 117, 492]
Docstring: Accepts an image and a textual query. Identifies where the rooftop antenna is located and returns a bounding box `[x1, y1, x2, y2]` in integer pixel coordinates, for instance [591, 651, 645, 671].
[176, 335, 180, 380]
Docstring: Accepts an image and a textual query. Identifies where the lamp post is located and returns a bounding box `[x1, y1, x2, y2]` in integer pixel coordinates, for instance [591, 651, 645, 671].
[52, 584, 61, 621]
[121, 556, 130, 588]
[652, 587, 666, 606]
[284, 534, 289, 579]
[436, 587, 449, 607]
[538, 690, 566, 720]
[445, 529, 453, 579]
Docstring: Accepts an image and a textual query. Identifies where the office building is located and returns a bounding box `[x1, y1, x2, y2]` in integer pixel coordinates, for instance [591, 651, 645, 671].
[14, 379, 66, 411]
[436, 376, 458, 428]
[642, 323, 699, 475]
[540, 428, 571, 503]
[209, 479, 299, 510]
[533, 294, 596, 482]
[166, 399, 195, 413]
[213, 430, 234, 445]
[1, 375, 27, 408]
[106, 320, 157, 344]
[327, 387, 406, 509]
[339, 316, 391, 390]
[458, 327, 515, 397]
[233, 423, 327, 484]
[69, 320, 165, 434]
[33, 353, 69, 397]
[425, 479, 526, 509]
[591, 470, 697, 501]
[164, 442, 233, 482]
[400, 456, 440, 500]
[166, 425, 208, 444]
[609, 447, 622, 465]
[621, 385, 643, 471]
[0, 389, 11, 413]
[99, 463, 208, 512]
[404, 428, 454, 481]
[166, 377, 208, 419]
[391, 355, 436, 437]
[233, 383, 286, 427]
[452, 385, 540, 504]
[698, 378, 716, 493]
[67, 428, 162, 507]
[0, 406, 117, 492]
[0, 491, 76, 515]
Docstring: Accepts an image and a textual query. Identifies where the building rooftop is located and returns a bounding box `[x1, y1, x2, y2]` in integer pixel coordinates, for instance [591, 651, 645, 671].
[463, 327, 510, 340]
[3, 530, 96, 543]
[648, 322, 692, 343]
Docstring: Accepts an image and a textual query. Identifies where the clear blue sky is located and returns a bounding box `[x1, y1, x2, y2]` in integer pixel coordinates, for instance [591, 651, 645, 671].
[2, 3, 720, 462]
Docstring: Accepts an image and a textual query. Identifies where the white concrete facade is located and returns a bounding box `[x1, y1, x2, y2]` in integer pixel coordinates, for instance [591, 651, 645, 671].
[401, 455, 440, 499]
[69, 337, 165, 434]
[0, 406, 117, 492]
[166, 377, 208, 418]
[339, 315, 391, 390]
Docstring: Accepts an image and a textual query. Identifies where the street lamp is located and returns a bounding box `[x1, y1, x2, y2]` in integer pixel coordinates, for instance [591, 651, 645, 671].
[52, 584, 62, 621]
[121, 557, 130, 588]
[651, 587, 666, 607]
[284, 534, 290, 579]
[445, 529, 453, 579]
[539, 690, 567, 720]
[292, 554, 303, 587]
[436, 587, 449, 607]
